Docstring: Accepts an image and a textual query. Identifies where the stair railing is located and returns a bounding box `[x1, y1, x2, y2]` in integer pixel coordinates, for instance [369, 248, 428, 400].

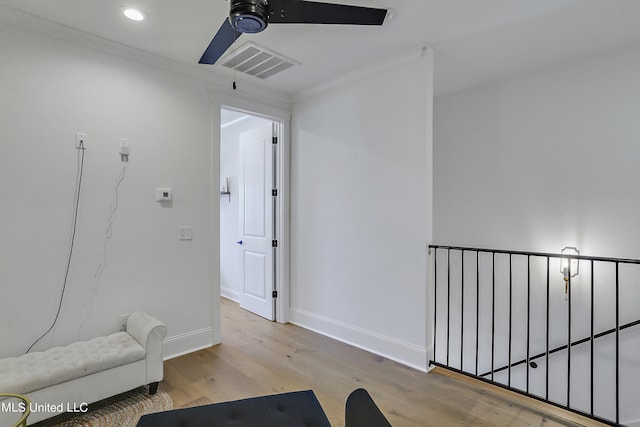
[429, 245, 640, 427]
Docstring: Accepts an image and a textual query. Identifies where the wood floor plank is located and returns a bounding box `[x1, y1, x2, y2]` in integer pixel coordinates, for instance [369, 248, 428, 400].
[162, 298, 606, 426]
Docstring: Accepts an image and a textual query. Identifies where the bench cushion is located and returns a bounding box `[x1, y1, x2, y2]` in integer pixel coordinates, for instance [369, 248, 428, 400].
[136, 390, 331, 427]
[0, 332, 145, 394]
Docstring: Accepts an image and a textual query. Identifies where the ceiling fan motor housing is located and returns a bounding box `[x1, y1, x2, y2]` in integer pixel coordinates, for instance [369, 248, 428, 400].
[230, 0, 270, 33]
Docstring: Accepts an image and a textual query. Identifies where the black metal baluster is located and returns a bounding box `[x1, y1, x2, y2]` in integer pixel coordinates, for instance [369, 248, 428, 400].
[546, 256, 550, 401]
[461, 250, 465, 371]
[491, 252, 495, 382]
[590, 260, 594, 417]
[447, 249, 451, 367]
[567, 259, 572, 409]
[475, 251, 480, 377]
[508, 254, 513, 387]
[615, 262, 620, 425]
[433, 249, 437, 364]
[526, 255, 531, 394]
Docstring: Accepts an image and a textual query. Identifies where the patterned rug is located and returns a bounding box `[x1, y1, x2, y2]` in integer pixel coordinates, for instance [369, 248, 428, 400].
[32, 387, 173, 427]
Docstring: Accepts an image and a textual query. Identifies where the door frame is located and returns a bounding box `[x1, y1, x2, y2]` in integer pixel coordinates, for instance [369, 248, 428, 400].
[215, 96, 290, 324]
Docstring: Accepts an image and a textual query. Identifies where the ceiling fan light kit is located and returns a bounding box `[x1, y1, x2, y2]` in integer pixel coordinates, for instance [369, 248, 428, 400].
[230, 0, 270, 33]
[199, 0, 388, 65]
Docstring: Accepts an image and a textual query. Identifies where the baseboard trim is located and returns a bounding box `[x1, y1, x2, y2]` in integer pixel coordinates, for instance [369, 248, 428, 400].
[163, 327, 215, 360]
[220, 287, 240, 303]
[289, 307, 429, 372]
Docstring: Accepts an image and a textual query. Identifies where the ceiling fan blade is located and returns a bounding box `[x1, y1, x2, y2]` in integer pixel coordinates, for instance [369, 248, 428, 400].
[268, 0, 387, 25]
[199, 18, 242, 64]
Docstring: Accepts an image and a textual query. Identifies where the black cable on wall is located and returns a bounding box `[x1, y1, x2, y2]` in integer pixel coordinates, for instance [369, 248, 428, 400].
[26, 140, 86, 354]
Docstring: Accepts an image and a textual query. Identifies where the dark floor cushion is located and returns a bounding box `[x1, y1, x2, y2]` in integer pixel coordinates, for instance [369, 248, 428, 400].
[136, 390, 331, 427]
[345, 388, 391, 427]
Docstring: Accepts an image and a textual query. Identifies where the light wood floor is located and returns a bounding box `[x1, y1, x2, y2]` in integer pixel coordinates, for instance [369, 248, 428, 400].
[162, 298, 606, 426]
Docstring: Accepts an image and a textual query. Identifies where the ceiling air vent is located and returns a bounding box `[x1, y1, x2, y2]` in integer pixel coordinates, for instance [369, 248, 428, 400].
[220, 42, 298, 79]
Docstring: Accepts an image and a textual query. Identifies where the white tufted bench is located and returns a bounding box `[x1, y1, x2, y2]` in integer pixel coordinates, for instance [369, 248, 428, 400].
[0, 311, 166, 425]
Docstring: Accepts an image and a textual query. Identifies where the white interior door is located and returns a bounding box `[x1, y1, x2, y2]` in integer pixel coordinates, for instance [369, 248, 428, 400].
[238, 123, 275, 320]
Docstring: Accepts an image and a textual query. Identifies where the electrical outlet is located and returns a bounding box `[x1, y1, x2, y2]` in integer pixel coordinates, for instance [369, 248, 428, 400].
[119, 314, 129, 331]
[76, 132, 87, 149]
[119, 138, 129, 162]
[179, 226, 193, 240]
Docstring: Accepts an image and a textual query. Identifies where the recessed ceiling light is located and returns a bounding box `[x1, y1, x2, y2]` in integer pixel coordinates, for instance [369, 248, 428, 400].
[123, 8, 145, 21]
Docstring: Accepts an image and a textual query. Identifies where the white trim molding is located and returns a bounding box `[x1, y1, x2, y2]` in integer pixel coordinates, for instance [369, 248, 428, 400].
[220, 287, 241, 303]
[216, 96, 291, 325]
[293, 46, 429, 103]
[290, 307, 429, 372]
[163, 327, 215, 360]
[0, 4, 290, 109]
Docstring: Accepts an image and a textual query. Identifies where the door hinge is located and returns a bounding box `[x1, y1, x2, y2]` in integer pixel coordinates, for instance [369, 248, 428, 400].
[272, 240, 278, 247]
[272, 290, 278, 298]
[272, 189, 278, 197]
[272, 137, 278, 145]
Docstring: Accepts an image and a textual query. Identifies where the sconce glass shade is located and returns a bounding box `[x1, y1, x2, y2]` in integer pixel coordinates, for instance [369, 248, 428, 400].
[561, 246, 580, 278]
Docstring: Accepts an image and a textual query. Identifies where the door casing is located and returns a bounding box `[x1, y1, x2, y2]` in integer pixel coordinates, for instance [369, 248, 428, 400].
[216, 98, 290, 324]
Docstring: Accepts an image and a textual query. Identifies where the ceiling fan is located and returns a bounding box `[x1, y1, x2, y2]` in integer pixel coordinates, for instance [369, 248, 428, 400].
[199, 0, 388, 65]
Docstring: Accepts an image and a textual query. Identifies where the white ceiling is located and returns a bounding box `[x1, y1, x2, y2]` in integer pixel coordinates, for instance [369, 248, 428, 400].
[2, 0, 640, 97]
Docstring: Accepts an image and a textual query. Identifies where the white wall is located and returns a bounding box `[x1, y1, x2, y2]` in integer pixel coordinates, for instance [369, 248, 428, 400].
[220, 120, 242, 302]
[434, 43, 640, 259]
[434, 43, 640, 424]
[220, 114, 273, 302]
[290, 49, 434, 370]
[0, 22, 287, 359]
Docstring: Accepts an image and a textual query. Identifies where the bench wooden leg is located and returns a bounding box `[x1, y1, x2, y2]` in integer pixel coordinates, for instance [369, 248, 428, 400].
[148, 382, 159, 395]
